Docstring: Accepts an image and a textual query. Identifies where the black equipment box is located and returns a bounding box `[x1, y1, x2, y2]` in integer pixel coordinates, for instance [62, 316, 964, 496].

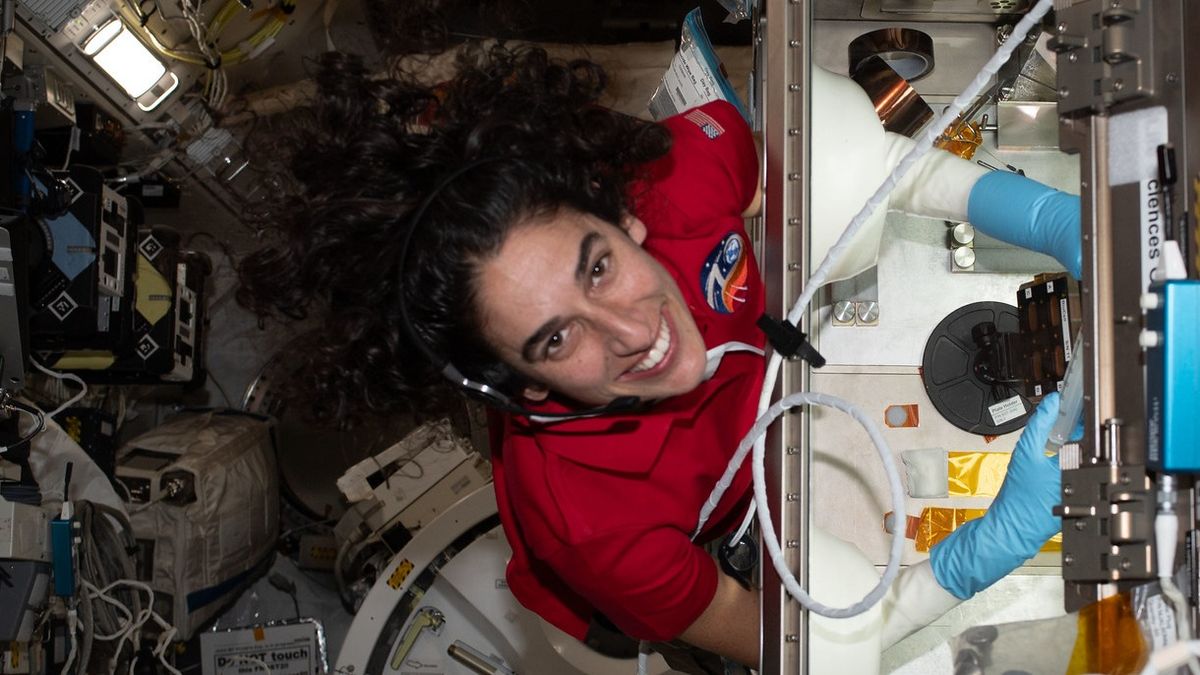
[28, 165, 133, 352]
[43, 226, 209, 384]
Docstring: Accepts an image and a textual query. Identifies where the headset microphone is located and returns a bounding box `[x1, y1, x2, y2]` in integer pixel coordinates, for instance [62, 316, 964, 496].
[396, 159, 642, 420]
[441, 361, 642, 419]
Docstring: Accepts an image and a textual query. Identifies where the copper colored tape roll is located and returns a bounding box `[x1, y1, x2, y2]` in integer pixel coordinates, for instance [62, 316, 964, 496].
[848, 28, 935, 82]
[850, 55, 933, 137]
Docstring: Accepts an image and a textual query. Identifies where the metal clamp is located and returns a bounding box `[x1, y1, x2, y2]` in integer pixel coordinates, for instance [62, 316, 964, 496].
[1051, 0, 1155, 114]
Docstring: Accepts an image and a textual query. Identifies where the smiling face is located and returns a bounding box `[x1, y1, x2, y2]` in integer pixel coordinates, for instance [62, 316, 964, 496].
[474, 208, 709, 407]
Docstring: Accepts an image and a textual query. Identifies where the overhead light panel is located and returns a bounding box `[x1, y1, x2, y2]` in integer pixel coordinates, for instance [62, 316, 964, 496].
[80, 18, 179, 111]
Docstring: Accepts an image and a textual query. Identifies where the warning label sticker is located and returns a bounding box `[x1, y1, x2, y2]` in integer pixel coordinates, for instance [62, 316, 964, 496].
[200, 621, 325, 675]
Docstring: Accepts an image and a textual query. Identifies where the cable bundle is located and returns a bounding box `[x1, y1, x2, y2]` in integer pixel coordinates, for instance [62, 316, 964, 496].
[67, 500, 183, 675]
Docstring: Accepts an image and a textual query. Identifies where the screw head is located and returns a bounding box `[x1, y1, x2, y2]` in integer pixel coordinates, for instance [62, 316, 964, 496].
[951, 222, 975, 245]
[833, 300, 856, 324]
[1069, 52, 1079, 63]
[856, 301, 880, 324]
[1113, 78, 1125, 92]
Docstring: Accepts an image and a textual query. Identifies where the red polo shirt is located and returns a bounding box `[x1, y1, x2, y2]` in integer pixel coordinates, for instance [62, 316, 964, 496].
[492, 100, 765, 642]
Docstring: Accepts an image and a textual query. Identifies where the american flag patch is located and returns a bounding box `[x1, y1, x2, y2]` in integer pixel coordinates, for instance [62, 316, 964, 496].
[684, 109, 724, 139]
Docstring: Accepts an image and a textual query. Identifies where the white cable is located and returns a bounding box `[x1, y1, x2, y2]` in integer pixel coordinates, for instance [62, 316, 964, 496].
[150, 614, 183, 675]
[82, 580, 134, 640]
[175, 0, 226, 109]
[1156, 510, 1192, 641]
[126, 493, 167, 514]
[636, 642, 651, 675]
[59, 126, 79, 171]
[81, 577, 180, 674]
[730, 500, 757, 546]
[60, 609, 79, 675]
[694, 0, 1056, 620]
[753, 392, 905, 617]
[31, 361, 88, 417]
[1141, 641, 1200, 675]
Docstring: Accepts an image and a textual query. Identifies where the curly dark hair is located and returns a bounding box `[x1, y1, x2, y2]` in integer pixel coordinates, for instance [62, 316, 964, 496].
[237, 43, 672, 419]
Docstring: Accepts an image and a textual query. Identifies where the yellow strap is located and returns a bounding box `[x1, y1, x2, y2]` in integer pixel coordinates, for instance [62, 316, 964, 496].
[52, 351, 116, 370]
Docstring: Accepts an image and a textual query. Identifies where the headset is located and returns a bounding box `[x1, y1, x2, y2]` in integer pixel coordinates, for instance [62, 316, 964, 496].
[394, 158, 641, 420]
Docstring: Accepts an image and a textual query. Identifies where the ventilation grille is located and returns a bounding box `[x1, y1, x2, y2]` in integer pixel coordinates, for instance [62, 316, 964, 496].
[18, 0, 90, 31]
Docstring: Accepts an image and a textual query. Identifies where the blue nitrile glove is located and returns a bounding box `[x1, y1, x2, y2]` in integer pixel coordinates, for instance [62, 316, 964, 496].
[930, 393, 1082, 599]
[968, 171, 1082, 278]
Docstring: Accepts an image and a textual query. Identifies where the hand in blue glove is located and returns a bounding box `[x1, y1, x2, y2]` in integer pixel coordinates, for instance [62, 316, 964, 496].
[968, 171, 1082, 278]
[930, 393, 1081, 599]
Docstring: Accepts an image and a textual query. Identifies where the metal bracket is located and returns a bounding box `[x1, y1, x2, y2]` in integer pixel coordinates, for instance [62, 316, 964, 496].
[1051, 0, 1155, 114]
[1057, 463, 1155, 581]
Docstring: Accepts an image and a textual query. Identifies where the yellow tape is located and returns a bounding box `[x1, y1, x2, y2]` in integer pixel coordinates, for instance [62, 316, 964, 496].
[1066, 592, 1146, 675]
[914, 507, 987, 552]
[914, 507, 1062, 553]
[935, 120, 983, 160]
[387, 559, 415, 589]
[947, 451, 1011, 497]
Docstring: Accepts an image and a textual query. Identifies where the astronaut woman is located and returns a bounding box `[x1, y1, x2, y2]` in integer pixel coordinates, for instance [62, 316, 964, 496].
[238, 43, 1079, 672]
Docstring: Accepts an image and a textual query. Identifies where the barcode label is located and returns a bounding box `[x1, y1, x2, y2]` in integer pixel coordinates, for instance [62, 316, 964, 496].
[1060, 297, 1072, 361]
